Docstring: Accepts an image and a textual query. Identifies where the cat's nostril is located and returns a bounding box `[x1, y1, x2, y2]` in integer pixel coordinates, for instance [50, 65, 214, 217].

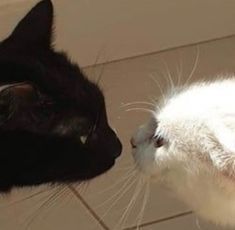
[130, 137, 137, 149]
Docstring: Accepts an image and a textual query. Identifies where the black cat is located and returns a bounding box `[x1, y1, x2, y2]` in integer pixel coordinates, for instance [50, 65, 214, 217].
[0, 0, 122, 192]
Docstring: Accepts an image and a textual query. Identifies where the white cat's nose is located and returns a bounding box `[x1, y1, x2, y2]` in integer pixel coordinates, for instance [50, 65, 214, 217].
[130, 137, 137, 148]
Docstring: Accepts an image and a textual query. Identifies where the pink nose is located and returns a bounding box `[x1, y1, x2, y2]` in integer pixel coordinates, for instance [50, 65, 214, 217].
[130, 137, 137, 148]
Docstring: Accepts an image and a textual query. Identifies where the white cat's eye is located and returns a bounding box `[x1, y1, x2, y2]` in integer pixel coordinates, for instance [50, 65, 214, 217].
[80, 135, 88, 144]
[153, 135, 164, 148]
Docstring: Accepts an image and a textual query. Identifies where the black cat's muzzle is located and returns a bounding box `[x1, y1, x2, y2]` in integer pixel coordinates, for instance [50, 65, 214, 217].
[104, 128, 122, 159]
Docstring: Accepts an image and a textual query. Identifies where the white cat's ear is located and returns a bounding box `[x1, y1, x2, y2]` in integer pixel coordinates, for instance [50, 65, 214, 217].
[7, 0, 54, 49]
[208, 119, 235, 179]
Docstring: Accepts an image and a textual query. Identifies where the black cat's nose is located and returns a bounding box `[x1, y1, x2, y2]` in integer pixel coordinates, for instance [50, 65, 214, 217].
[106, 128, 122, 158]
[114, 137, 122, 158]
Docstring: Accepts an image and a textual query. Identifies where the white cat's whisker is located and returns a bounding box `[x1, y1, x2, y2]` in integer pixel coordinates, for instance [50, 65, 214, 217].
[95, 168, 136, 196]
[184, 45, 200, 86]
[95, 171, 138, 210]
[121, 101, 155, 108]
[125, 108, 155, 115]
[136, 179, 150, 230]
[114, 177, 144, 230]
[100, 174, 139, 219]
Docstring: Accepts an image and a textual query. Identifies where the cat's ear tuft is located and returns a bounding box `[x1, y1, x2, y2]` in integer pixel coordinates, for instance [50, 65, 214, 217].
[9, 0, 54, 49]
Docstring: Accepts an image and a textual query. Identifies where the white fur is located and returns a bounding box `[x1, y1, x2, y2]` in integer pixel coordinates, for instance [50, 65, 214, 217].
[132, 78, 235, 226]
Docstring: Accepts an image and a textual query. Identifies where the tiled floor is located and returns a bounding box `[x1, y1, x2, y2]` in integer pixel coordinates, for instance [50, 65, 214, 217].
[1, 36, 235, 229]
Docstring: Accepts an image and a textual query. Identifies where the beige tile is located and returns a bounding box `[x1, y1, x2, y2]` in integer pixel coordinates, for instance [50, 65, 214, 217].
[1, 0, 235, 67]
[0, 186, 103, 230]
[140, 214, 232, 230]
[81, 36, 235, 230]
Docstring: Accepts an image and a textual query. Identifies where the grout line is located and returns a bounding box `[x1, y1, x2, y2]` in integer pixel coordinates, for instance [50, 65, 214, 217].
[68, 185, 110, 230]
[122, 211, 193, 230]
[83, 34, 235, 69]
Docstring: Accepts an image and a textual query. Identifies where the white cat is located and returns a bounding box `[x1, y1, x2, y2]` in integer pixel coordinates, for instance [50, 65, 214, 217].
[131, 78, 235, 227]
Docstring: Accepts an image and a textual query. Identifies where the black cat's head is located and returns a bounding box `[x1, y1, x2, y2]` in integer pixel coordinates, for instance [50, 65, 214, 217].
[0, 0, 122, 192]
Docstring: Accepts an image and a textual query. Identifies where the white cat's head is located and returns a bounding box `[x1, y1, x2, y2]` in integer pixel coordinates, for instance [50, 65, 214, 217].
[131, 79, 235, 226]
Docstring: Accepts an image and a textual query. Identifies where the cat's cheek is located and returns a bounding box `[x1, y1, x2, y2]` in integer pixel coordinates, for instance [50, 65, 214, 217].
[132, 144, 159, 176]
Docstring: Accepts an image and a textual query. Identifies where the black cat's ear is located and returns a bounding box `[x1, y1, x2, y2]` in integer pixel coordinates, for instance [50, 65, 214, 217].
[9, 0, 54, 49]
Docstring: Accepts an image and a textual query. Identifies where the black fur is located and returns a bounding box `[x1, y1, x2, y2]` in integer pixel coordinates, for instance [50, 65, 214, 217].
[0, 0, 122, 192]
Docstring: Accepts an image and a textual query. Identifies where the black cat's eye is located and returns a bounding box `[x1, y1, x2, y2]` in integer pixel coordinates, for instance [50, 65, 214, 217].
[153, 135, 164, 148]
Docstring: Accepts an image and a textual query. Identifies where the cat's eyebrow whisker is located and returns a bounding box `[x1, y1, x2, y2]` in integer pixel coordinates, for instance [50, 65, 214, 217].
[114, 177, 145, 230]
[88, 44, 107, 84]
[125, 108, 155, 115]
[162, 59, 175, 92]
[149, 73, 167, 104]
[184, 45, 200, 87]
[176, 49, 184, 87]
[150, 100, 160, 110]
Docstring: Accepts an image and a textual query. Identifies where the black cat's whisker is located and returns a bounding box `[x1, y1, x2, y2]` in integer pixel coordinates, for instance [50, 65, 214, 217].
[184, 45, 200, 87]
[24, 186, 68, 230]
[69, 181, 90, 197]
[87, 47, 104, 81]
[100, 174, 139, 219]
[86, 43, 109, 86]
[114, 177, 144, 230]
[125, 107, 155, 115]
[24, 187, 64, 228]
[135, 179, 150, 230]
[95, 171, 138, 210]
[113, 164, 134, 173]
[79, 181, 90, 194]
[96, 61, 106, 86]
[1, 187, 51, 208]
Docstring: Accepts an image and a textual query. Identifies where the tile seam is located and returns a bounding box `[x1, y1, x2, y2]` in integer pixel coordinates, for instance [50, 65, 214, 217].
[68, 185, 109, 230]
